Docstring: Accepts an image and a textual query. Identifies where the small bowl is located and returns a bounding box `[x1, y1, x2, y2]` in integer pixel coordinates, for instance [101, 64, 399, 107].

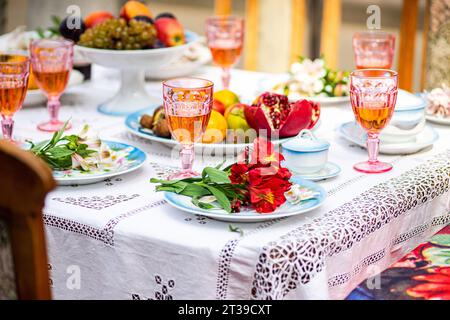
[391, 89, 426, 130]
[281, 129, 330, 174]
[382, 117, 426, 143]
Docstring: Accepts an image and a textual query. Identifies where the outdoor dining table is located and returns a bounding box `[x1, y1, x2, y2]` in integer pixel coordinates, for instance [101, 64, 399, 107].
[14, 66, 450, 300]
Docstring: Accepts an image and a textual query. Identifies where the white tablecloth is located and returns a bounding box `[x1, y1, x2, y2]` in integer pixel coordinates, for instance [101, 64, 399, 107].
[15, 66, 450, 300]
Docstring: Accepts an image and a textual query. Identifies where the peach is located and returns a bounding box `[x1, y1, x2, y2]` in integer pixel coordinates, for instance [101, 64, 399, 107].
[154, 18, 185, 47]
[84, 11, 114, 29]
[120, 0, 153, 21]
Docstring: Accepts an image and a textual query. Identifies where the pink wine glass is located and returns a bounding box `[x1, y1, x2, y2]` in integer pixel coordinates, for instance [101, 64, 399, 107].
[353, 31, 395, 69]
[30, 38, 73, 132]
[205, 16, 244, 89]
[0, 54, 30, 143]
[163, 78, 213, 179]
[350, 69, 398, 173]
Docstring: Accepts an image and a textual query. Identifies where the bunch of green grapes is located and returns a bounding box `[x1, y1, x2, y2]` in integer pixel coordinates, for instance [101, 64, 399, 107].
[78, 18, 156, 50]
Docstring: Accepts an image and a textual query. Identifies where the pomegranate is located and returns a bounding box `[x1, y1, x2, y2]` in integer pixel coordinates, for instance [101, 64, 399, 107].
[244, 92, 320, 138]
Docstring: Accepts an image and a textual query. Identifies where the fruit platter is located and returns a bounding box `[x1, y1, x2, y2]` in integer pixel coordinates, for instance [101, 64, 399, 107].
[270, 57, 350, 105]
[125, 90, 321, 153]
[55, 1, 200, 115]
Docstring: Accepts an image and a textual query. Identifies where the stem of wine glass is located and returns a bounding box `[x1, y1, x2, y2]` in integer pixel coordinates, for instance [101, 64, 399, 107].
[180, 144, 195, 173]
[1, 117, 14, 141]
[221, 67, 231, 89]
[367, 132, 380, 163]
[48, 96, 61, 124]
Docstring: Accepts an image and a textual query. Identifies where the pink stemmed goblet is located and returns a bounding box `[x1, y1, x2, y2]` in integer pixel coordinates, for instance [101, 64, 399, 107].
[30, 38, 74, 132]
[205, 16, 244, 89]
[353, 31, 395, 69]
[163, 78, 214, 179]
[350, 69, 398, 173]
[0, 54, 30, 142]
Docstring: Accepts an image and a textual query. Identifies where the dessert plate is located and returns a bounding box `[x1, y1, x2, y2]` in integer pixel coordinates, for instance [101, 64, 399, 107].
[164, 176, 326, 223]
[53, 141, 146, 186]
[425, 114, 450, 126]
[287, 162, 341, 181]
[338, 122, 439, 155]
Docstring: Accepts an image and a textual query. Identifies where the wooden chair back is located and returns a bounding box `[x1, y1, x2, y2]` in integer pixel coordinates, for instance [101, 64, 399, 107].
[0, 140, 55, 300]
[399, 0, 450, 91]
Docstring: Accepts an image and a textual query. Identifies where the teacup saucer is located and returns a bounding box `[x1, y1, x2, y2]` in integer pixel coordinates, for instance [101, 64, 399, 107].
[289, 162, 341, 181]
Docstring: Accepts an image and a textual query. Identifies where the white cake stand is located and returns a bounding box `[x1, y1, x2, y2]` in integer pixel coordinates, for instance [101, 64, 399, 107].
[76, 31, 198, 116]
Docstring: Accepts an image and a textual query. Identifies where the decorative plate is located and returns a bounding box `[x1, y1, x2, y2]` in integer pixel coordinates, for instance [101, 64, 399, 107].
[164, 176, 326, 222]
[53, 141, 146, 186]
[287, 162, 341, 181]
[425, 114, 450, 126]
[125, 108, 292, 153]
[338, 121, 439, 155]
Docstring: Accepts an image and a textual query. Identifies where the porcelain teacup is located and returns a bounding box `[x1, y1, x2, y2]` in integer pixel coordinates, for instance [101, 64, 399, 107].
[281, 129, 330, 174]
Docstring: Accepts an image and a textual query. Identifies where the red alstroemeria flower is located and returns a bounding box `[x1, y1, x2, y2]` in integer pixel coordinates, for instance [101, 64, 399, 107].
[250, 137, 284, 167]
[229, 163, 249, 184]
[249, 177, 292, 213]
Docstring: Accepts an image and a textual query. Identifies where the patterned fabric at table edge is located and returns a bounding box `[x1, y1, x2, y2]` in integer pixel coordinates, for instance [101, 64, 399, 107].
[0, 218, 17, 300]
[44, 199, 166, 246]
[249, 150, 450, 299]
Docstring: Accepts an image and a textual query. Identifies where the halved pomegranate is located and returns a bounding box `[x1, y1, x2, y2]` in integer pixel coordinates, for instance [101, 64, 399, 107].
[244, 92, 319, 138]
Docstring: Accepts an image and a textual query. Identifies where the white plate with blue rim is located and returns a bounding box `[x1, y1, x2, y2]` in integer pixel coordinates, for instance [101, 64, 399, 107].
[124, 107, 293, 153]
[338, 121, 439, 155]
[288, 162, 341, 181]
[164, 176, 326, 222]
[52, 141, 147, 186]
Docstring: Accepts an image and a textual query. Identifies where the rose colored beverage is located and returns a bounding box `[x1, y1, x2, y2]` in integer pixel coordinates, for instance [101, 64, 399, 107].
[210, 44, 243, 68]
[352, 103, 394, 133]
[33, 69, 70, 97]
[0, 54, 29, 142]
[0, 85, 27, 117]
[167, 113, 211, 144]
[349, 69, 398, 174]
[353, 32, 395, 70]
[205, 16, 244, 89]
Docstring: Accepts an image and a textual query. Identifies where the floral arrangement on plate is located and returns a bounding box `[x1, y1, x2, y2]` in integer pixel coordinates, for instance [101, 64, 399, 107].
[424, 84, 450, 118]
[273, 57, 350, 99]
[28, 123, 132, 173]
[151, 138, 319, 214]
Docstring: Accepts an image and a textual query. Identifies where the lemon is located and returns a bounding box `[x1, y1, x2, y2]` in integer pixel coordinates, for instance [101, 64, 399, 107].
[202, 110, 228, 144]
[213, 89, 240, 109]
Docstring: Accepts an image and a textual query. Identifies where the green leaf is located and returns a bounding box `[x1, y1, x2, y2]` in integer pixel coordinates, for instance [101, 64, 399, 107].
[192, 197, 217, 210]
[215, 160, 226, 170]
[51, 15, 62, 27]
[155, 181, 188, 193]
[203, 185, 231, 213]
[179, 184, 210, 197]
[229, 225, 244, 237]
[44, 145, 75, 158]
[203, 167, 231, 184]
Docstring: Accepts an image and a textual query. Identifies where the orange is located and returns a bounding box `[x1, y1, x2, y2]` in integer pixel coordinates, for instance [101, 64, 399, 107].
[213, 89, 240, 109]
[202, 110, 227, 144]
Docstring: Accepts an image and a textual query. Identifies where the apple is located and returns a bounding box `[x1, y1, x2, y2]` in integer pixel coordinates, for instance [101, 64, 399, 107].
[212, 99, 226, 115]
[224, 103, 251, 131]
[154, 17, 185, 47]
[84, 11, 114, 29]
